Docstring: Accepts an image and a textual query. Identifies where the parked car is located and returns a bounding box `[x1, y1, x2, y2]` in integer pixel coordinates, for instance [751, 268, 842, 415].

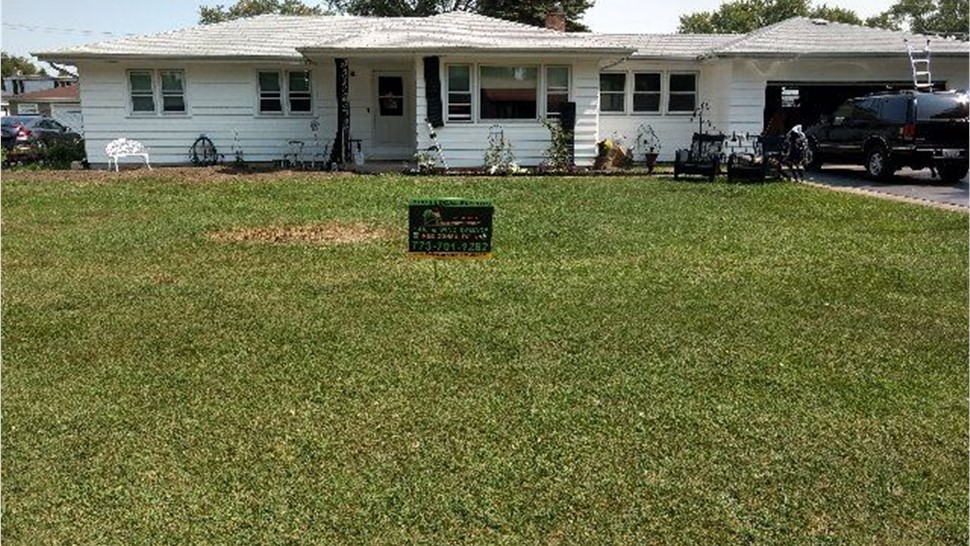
[1, 115, 80, 152]
[804, 90, 969, 183]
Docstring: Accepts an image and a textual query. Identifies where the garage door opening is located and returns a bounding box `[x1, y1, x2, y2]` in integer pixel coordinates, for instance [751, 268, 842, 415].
[763, 81, 948, 135]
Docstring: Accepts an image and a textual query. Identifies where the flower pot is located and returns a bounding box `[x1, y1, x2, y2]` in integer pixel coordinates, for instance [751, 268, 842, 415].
[644, 152, 659, 173]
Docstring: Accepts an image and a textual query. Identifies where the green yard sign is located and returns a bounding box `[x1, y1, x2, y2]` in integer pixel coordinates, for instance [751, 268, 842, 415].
[408, 198, 494, 259]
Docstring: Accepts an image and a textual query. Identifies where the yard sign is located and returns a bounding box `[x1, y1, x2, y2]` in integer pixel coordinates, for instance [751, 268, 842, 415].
[408, 198, 493, 259]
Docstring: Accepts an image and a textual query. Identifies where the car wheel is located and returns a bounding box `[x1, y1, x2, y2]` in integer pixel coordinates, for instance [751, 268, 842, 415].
[938, 162, 969, 184]
[865, 145, 893, 181]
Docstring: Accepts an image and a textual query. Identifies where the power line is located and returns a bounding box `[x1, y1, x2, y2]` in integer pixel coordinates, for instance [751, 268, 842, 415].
[2, 22, 132, 37]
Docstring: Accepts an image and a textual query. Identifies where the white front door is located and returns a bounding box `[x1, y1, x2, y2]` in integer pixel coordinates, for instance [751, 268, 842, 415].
[372, 72, 413, 159]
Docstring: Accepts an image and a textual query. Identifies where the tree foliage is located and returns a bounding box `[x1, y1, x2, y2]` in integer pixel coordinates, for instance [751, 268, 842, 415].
[1, 52, 47, 78]
[678, 0, 967, 35]
[199, 0, 327, 24]
[678, 0, 809, 33]
[808, 4, 862, 25]
[327, 0, 594, 31]
[869, 0, 969, 35]
[677, 0, 863, 33]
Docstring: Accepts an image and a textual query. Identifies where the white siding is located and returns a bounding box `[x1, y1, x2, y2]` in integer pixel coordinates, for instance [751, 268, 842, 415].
[596, 59, 732, 161]
[77, 58, 414, 165]
[726, 56, 970, 136]
[416, 55, 605, 168]
[572, 59, 600, 167]
[77, 53, 969, 167]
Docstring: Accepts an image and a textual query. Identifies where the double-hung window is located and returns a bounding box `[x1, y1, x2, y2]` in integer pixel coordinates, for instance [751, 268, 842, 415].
[599, 73, 626, 113]
[259, 70, 313, 115]
[128, 71, 156, 113]
[668, 73, 697, 113]
[447, 65, 472, 122]
[545, 66, 569, 118]
[160, 70, 186, 113]
[288, 71, 312, 113]
[633, 72, 661, 113]
[480, 66, 538, 120]
[128, 69, 186, 114]
[258, 71, 283, 114]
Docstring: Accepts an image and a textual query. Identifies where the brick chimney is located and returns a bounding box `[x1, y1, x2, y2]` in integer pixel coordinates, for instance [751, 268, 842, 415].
[545, 3, 566, 32]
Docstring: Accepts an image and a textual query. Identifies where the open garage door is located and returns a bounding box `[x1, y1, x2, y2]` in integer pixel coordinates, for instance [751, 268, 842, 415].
[763, 81, 947, 135]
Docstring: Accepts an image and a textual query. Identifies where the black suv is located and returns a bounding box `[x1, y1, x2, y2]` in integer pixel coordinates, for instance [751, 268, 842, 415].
[805, 90, 969, 183]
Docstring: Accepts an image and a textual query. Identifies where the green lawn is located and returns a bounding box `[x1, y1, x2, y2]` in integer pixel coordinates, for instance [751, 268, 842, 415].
[2, 172, 967, 544]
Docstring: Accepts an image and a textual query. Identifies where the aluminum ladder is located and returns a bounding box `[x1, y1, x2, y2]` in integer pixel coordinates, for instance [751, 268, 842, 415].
[424, 120, 448, 170]
[905, 38, 933, 90]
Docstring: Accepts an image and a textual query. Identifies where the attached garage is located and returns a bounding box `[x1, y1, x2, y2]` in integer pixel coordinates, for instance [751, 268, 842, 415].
[718, 18, 969, 137]
[762, 81, 949, 134]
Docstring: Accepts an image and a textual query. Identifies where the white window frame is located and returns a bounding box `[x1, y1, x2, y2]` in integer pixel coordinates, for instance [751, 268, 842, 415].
[127, 69, 157, 115]
[445, 64, 474, 123]
[544, 65, 570, 119]
[599, 72, 627, 115]
[444, 62, 572, 125]
[126, 69, 189, 117]
[257, 70, 284, 115]
[667, 72, 699, 115]
[159, 69, 187, 114]
[286, 70, 313, 115]
[632, 72, 662, 114]
[478, 64, 541, 123]
[256, 70, 314, 116]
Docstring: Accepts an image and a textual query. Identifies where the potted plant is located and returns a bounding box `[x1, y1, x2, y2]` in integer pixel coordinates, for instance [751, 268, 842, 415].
[594, 133, 632, 171]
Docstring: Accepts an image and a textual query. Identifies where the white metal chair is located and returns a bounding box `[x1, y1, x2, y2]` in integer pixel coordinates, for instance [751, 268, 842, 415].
[105, 138, 151, 171]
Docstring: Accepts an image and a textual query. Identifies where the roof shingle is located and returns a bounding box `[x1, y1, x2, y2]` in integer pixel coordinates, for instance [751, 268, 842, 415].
[33, 13, 970, 62]
[712, 17, 969, 57]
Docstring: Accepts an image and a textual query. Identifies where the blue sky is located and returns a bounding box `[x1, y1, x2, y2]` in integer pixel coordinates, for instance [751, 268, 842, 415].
[2, 0, 896, 66]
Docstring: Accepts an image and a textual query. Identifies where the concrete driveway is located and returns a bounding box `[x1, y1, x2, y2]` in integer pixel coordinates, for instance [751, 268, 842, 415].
[805, 164, 969, 209]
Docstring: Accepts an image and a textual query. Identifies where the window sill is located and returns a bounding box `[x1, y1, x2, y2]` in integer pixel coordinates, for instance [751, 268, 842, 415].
[126, 112, 190, 119]
[255, 112, 315, 118]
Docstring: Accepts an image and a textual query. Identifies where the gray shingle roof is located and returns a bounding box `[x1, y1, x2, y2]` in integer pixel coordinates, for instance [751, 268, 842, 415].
[598, 34, 741, 59]
[300, 12, 629, 53]
[712, 17, 970, 57]
[35, 15, 387, 60]
[34, 13, 970, 62]
[35, 12, 631, 61]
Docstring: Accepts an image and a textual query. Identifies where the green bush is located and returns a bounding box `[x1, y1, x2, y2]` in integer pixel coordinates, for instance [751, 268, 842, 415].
[40, 138, 86, 169]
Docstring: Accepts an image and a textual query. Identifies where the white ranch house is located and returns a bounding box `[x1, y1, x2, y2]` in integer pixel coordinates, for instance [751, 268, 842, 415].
[35, 12, 970, 168]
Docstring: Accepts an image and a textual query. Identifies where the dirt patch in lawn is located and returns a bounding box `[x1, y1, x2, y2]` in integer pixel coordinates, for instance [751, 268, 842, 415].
[208, 222, 396, 246]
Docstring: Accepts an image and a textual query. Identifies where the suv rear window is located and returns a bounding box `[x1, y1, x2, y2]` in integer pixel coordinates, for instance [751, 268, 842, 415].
[917, 94, 969, 120]
[878, 97, 910, 123]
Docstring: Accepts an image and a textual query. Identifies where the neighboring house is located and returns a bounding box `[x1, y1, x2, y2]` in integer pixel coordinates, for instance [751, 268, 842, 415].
[33, 12, 970, 167]
[6, 85, 84, 132]
[2, 74, 76, 96]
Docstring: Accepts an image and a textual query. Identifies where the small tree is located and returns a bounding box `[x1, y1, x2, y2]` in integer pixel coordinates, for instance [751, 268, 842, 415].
[1, 52, 48, 78]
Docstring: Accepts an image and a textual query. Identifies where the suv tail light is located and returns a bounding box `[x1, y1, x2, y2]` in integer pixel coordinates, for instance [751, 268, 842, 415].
[900, 122, 916, 140]
[15, 126, 31, 141]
